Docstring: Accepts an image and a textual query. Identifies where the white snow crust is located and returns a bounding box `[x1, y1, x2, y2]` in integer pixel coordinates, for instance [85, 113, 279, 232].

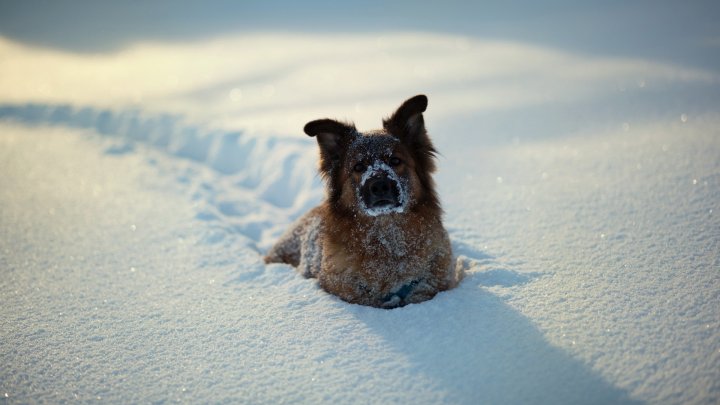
[1, 3, 719, 404]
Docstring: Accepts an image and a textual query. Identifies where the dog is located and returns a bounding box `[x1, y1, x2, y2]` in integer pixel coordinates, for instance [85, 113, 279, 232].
[264, 95, 460, 308]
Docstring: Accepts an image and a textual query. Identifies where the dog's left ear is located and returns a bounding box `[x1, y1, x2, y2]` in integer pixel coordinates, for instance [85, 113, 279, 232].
[384, 94, 437, 172]
[384, 94, 428, 140]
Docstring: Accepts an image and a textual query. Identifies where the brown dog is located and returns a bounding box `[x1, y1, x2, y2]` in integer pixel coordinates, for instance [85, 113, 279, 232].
[265, 95, 460, 308]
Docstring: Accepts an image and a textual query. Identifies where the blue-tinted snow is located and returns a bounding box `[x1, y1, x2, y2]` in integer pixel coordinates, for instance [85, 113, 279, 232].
[1, 3, 719, 404]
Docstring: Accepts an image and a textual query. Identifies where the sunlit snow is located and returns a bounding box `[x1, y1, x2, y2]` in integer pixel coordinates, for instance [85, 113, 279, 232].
[1, 2, 719, 404]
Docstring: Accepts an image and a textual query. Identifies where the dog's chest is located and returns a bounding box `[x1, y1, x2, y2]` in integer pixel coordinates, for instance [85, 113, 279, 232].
[360, 220, 409, 258]
[350, 218, 435, 277]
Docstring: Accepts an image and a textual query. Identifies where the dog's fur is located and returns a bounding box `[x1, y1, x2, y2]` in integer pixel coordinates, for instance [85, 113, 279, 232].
[265, 95, 459, 308]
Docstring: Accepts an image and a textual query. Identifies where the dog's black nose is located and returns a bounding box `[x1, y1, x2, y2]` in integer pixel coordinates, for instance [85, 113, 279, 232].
[362, 175, 400, 209]
[368, 177, 393, 197]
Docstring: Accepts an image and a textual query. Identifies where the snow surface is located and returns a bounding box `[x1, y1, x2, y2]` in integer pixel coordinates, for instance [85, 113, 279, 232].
[1, 3, 719, 404]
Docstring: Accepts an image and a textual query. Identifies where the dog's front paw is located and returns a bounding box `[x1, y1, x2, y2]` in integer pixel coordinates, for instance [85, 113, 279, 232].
[380, 279, 425, 309]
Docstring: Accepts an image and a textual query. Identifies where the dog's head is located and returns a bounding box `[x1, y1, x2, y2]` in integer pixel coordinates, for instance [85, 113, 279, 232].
[304, 95, 439, 217]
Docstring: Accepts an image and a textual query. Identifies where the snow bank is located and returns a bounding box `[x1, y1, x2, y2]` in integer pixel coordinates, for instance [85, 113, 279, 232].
[1, 28, 719, 404]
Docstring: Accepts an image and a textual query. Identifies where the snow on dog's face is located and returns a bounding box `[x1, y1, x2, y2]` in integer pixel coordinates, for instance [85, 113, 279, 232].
[304, 95, 440, 217]
[348, 132, 410, 217]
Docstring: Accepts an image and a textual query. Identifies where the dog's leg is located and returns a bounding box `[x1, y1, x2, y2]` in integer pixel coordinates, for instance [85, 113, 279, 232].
[264, 207, 324, 278]
[264, 223, 303, 267]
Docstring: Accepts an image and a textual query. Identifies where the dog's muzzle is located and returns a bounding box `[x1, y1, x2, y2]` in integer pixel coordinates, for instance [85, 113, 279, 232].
[357, 161, 408, 216]
[362, 174, 401, 209]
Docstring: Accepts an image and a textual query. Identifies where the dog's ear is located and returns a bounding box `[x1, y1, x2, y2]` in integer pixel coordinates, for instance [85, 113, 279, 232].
[384, 94, 428, 139]
[384, 94, 437, 172]
[304, 118, 357, 172]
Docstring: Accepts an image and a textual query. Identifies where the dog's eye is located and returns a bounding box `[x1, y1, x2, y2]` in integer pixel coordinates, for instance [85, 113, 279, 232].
[389, 157, 402, 166]
[353, 163, 366, 173]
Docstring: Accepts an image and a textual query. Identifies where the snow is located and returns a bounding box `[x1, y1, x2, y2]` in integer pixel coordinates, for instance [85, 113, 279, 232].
[1, 2, 719, 404]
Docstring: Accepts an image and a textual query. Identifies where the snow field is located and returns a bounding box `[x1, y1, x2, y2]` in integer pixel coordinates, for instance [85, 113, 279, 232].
[1, 27, 719, 404]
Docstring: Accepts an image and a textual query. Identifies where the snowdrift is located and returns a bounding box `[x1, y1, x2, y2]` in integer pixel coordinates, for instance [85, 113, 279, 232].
[1, 28, 718, 404]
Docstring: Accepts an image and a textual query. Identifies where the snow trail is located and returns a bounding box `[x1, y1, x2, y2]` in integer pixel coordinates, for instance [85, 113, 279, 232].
[0, 102, 323, 250]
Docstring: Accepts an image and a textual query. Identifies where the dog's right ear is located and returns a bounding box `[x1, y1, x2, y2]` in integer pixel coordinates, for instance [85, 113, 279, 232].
[304, 119, 356, 171]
